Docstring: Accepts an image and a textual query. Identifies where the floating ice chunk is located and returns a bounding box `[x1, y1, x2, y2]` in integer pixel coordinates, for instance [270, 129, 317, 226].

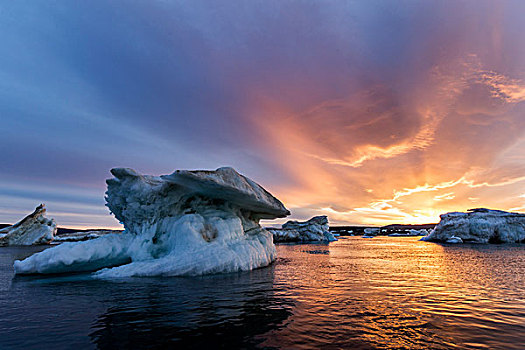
[53, 230, 119, 243]
[408, 229, 429, 236]
[15, 167, 289, 276]
[420, 208, 525, 243]
[390, 229, 429, 237]
[446, 236, 463, 244]
[0, 204, 56, 246]
[269, 216, 337, 243]
[363, 228, 380, 235]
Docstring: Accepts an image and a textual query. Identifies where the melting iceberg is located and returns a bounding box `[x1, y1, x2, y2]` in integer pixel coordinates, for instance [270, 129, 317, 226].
[14, 167, 290, 277]
[420, 208, 525, 243]
[269, 216, 337, 243]
[0, 204, 56, 246]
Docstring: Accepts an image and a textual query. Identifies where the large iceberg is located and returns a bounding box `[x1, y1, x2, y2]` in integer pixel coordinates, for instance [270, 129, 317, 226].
[0, 204, 56, 246]
[269, 216, 337, 243]
[14, 167, 290, 277]
[420, 208, 525, 243]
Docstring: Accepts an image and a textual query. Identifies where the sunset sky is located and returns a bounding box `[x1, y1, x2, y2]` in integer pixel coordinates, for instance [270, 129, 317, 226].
[1, 1, 525, 229]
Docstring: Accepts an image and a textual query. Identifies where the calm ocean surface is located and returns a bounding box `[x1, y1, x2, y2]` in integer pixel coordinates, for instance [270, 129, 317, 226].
[0, 237, 524, 349]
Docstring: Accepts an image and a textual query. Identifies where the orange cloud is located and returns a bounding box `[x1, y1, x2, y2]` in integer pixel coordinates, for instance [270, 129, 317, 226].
[252, 57, 525, 225]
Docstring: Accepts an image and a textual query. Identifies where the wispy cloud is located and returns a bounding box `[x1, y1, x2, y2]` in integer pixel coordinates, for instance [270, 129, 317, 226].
[480, 71, 525, 103]
[433, 192, 456, 201]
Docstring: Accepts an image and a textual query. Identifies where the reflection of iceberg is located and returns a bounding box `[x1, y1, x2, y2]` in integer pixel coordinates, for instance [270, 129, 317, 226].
[0, 204, 56, 246]
[7, 261, 293, 349]
[89, 266, 293, 348]
[14, 167, 290, 277]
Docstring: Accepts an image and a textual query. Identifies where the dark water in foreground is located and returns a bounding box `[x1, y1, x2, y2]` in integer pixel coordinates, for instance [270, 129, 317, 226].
[0, 237, 524, 349]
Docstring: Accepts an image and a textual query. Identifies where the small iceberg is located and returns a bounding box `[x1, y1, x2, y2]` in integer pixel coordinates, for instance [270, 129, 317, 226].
[0, 204, 56, 246]
[14, 167, 290, 277]
[362, 227, 379, 238]
[446, 236, 463, 244]
[268, 216, 337, 243]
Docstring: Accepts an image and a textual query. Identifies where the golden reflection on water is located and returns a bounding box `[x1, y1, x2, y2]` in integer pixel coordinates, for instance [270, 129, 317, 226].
[262, 237, 525, 349]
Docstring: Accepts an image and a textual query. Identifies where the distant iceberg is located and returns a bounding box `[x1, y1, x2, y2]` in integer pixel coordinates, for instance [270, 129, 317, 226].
[0, 204, 56, 246]
[420, 208, 525, 243]
[269, 216, 337, 243]
[388, 229, 428, 237]
[363, 228, 380, 236]
[14, 167, 290, 277]
[53, 230, 119, 243]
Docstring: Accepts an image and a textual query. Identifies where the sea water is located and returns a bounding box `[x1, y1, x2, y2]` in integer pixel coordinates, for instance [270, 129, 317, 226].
[0, 237, 523, 349]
